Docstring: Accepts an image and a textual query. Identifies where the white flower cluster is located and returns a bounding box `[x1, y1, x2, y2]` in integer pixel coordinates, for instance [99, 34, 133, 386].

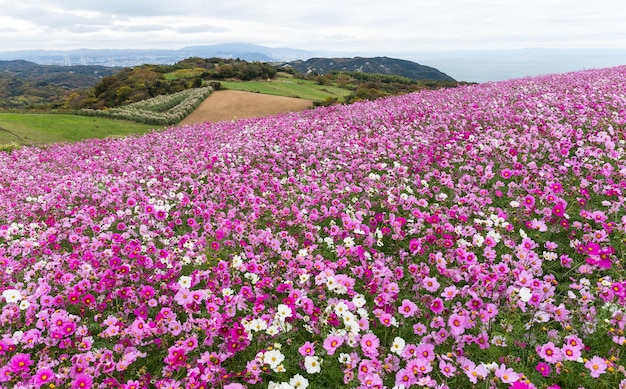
[2, 289, 30, 310]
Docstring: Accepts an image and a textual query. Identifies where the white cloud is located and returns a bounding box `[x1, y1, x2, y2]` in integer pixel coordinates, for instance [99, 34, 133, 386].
[0, 0, 625, 52]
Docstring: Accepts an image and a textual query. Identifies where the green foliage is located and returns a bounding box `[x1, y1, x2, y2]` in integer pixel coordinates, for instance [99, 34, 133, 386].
[313, 97, 340, 107]
[0, 141, 20, 152]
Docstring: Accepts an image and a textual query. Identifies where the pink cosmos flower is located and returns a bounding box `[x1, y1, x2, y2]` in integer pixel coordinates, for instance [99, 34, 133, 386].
[165, 347, 187, 367]
[501, 168, 513, 179]
[409, 238, 421, 253]
[564, 334, 584, 351]
[510, 382, 537, 389]
[154, 208, 167, 220]
[224, 384, 246, 389]
[439, 359, 456, 378]
[379, 312, 396, 327]
[0, 366, 11, 383]
[585, 356, 607, 378]
[395, 368, 416, 387]
[323, 334, 344, 355]
[123, 381, 142, 389]
[398, 299, 418, 318]
[9, 353, 33, 372]
[71, 373, 93, 389]
[537, 341, 562, 364]
[535, 362, 551, 377]
[173, 288, 194, 306]
[406, 357, 433, 376]
[551, 202, 565, 218]
[561, 344, 581, 361]
[441, 285, 458, 300]
[360, 333, 380, 358]
[523, 195, 535, 208]
[448, 313, 467, 336]
[33, 368, 55, 388]
[298, 341, 315, 356]
[139, 285, 155, 299]
[429, 298, 445, 314]
[465, 363, 488, 384]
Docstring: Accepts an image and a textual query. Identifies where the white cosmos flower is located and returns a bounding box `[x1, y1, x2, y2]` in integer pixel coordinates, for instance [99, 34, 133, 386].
[177, 275, 192, 289]
[2, 289, 22, 303]
[518, 287, 532, 302]
[391, 336, 406, 355]
[276, 304, 293, 320]
[263, 349, 285, 369]
[290, 374, 309, 388]
[19, 300, 30, 310]
[304, 355, 321, 374]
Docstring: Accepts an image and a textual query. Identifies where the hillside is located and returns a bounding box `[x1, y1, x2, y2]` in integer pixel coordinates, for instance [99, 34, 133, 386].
[284, 56, 456, 81]
[0, 60, 120, 109]
[0, 66, 625, 388]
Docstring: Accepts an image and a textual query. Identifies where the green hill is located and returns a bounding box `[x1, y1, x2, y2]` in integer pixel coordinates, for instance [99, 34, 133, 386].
[283, 56, 456, 81]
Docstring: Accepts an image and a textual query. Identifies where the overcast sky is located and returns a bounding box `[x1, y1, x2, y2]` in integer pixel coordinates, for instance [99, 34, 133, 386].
[1, 0, 625, 54]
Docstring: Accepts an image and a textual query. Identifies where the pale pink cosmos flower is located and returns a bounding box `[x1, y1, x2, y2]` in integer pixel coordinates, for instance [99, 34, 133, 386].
[439, 359, 456, 378]
[585, 356, 607, 378]
[422, 276, 440, 292]
[494, 363, 520, 383]
[415, 343, 435, 362]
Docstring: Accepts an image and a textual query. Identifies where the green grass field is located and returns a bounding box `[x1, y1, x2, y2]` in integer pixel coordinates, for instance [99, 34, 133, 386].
[0, 113, 158, 146]
[216, 77, 352, 101]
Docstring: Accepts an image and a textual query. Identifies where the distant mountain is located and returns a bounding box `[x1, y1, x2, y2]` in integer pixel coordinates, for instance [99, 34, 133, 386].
[284, 57, 455, 81]
[0, 43, 320, 68]
[177, 43, 317, 62]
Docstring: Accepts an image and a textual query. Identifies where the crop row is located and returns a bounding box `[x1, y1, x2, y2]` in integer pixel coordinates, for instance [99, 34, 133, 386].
[78, 86, 212, 125]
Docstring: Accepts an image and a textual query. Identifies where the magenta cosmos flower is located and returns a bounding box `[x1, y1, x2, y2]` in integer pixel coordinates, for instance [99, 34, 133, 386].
[32, 368, 55, 387]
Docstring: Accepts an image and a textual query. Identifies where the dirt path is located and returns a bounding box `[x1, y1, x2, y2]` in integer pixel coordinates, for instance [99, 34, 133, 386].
[178, 90, 313, 126]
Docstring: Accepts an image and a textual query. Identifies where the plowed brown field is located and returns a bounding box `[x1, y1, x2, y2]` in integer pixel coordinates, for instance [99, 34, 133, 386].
[178, 90, 313, 125]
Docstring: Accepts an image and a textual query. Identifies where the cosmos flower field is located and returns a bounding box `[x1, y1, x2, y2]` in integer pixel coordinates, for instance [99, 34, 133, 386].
[1, 66, 626, 389]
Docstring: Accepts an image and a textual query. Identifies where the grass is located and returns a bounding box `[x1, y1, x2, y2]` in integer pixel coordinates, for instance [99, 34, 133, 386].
[216, 77, 353, 101]
[0, 113, 158, 146]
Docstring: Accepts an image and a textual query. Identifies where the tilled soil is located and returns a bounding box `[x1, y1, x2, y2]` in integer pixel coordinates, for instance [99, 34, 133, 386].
[178, 90, 313, 126]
